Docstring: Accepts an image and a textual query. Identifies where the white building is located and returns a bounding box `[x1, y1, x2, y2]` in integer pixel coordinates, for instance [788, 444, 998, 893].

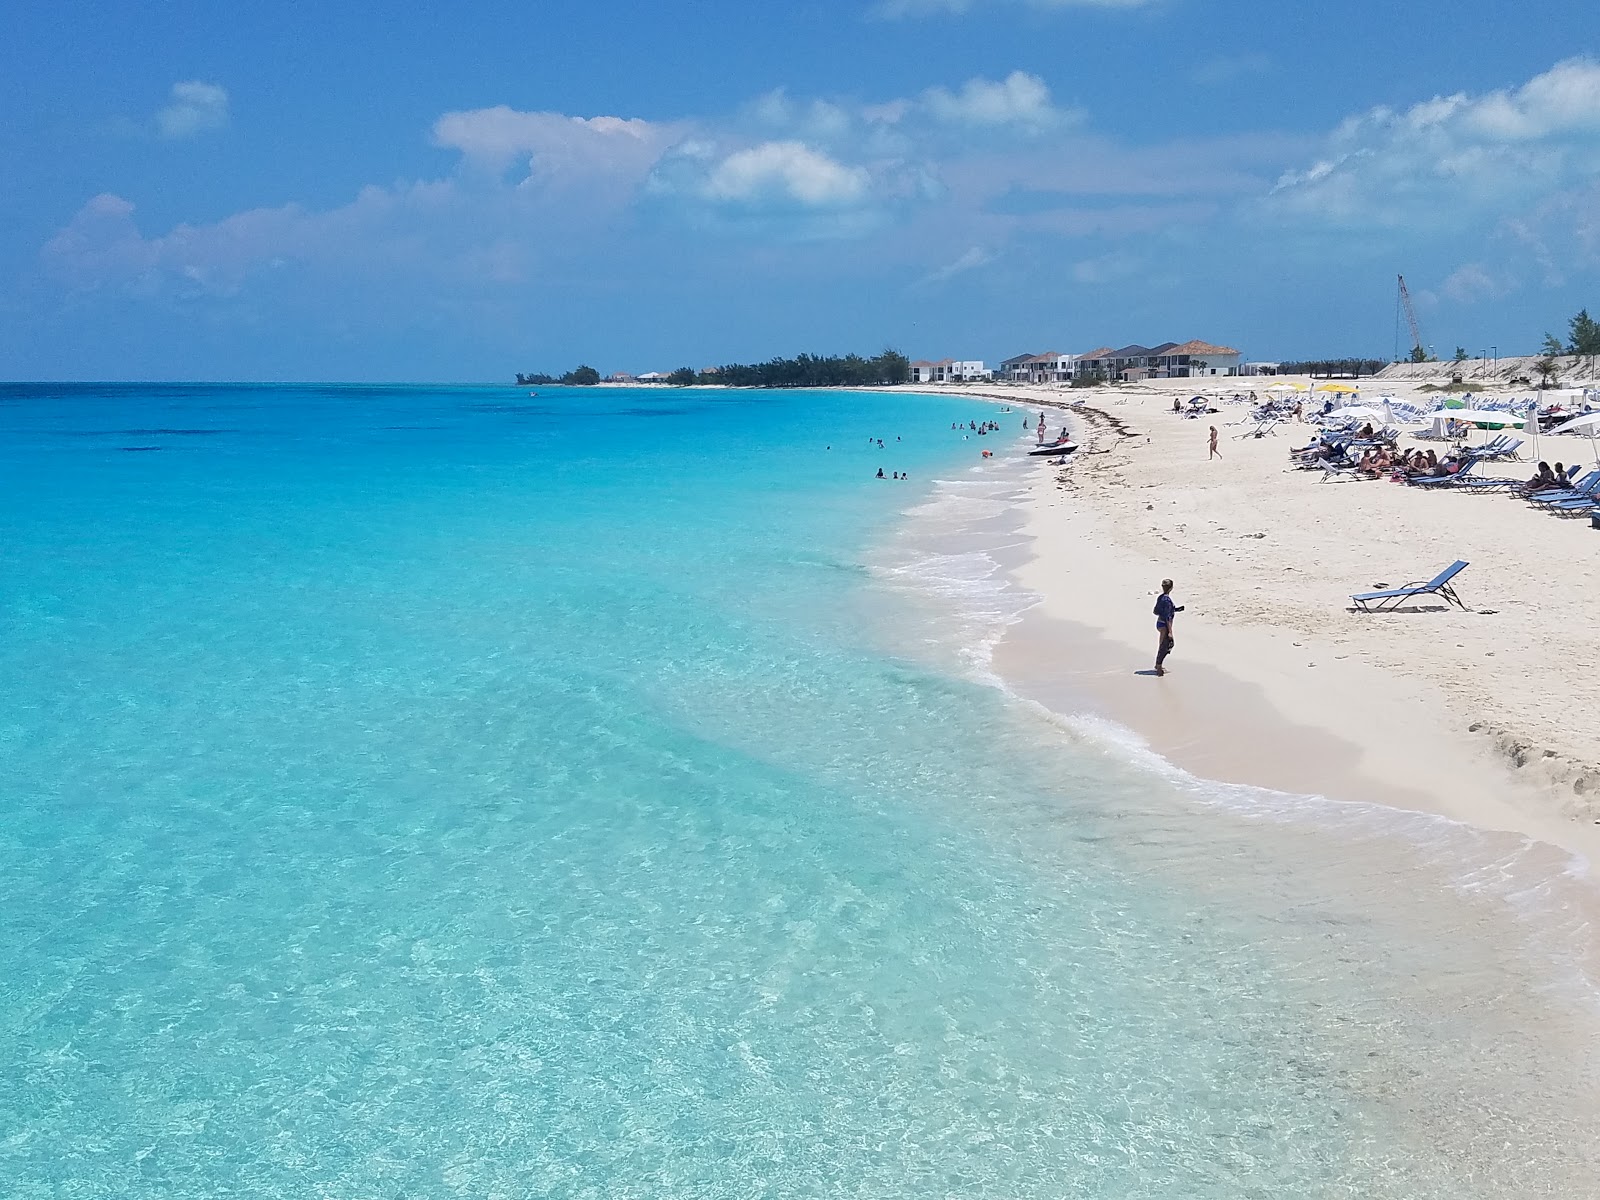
[909, 358, 990, 383]
[1161, 341, 1242, 376]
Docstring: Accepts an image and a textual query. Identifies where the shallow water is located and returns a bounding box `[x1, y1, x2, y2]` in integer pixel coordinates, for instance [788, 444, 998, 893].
[1, 384, 1595, 1197]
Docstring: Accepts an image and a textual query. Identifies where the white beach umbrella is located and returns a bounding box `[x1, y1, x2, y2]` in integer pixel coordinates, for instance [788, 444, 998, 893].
[1431, 408, 1523, 427]
[1547, 410, 1600, 464]
[1524, 407, 1540, 463]
[1546, 411, 1600, 435]
[1322, 404, 1386, 422]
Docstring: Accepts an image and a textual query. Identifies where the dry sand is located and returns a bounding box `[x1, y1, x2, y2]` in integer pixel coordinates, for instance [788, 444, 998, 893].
[937, 378, 1600, 865]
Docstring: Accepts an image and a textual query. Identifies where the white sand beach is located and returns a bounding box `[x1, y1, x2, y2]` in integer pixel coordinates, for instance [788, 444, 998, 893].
[933, 378, 1600, 866]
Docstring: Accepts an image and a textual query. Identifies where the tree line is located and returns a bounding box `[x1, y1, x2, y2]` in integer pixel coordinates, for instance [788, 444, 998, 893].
[515, 366, 598, 386]
[516, 349, 911, 388]
[705, 349, 910, 387]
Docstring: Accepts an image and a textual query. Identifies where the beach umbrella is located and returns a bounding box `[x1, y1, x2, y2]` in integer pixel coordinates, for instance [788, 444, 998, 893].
[1524, 407, 1541, 463]
[1381, 399, 1399, 429]
[1314, 382, 1360, 394]
[1267, 382, 1307, 393]
[1547, 410, 1600, 464]
[1322, 404, 1386, 422]
[1547, 411, 1600, 435]
[1429, 407, 1523, 428]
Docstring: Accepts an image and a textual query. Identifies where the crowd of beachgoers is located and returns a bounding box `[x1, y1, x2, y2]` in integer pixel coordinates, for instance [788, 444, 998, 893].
[1142, 382, 1600, 516]
[1236, 384, 1600, 520]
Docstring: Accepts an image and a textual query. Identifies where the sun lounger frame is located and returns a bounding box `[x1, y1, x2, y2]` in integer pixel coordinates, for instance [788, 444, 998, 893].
[1350, 560, 1470, 613]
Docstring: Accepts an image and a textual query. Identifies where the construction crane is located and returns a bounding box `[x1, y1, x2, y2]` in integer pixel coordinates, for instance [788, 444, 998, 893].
[1395, 274, 1426, 362]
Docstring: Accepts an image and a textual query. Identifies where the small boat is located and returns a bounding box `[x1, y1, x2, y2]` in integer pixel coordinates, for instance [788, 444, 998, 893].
[1028, 439, 1078, 457]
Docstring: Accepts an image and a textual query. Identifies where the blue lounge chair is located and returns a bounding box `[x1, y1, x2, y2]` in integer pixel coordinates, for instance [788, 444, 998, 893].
[1529, 471, 1600, 507]
[1408, 459, 1484, 488]
[1351, 560, 1470, 613]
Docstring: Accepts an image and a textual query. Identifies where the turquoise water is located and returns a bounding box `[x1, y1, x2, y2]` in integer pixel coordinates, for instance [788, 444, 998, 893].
[0, 383, 1590, 1197]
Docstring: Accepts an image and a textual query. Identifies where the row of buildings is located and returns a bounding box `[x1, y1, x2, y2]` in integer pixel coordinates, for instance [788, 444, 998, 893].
[909, 340, 1273, 384]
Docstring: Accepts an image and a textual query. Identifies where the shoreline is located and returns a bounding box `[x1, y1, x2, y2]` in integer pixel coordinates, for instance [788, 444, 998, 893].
[905, 379, 1600, 869]
[871, 406, 1600, 1186]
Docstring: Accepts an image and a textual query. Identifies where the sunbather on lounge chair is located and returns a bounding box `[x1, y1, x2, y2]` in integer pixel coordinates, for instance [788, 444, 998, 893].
[1519, 462, 1557, 495]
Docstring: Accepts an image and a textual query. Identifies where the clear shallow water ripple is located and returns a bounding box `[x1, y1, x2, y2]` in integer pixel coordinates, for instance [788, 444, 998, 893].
[1, 384, 1592, 1197]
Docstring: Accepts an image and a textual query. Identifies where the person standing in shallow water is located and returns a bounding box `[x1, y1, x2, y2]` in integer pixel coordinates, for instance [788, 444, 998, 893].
[1153, 578, 1184, 676]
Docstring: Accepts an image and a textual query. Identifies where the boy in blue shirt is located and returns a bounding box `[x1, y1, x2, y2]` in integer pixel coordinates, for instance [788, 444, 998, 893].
[1154, 578, 1184, 676]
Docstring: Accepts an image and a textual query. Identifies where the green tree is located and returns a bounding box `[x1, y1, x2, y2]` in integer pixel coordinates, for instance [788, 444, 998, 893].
[1569, 308, 1600, 355]
[1535, 355, 1560, 387]
[667, 367, 696, 386]
[878, 347, 910, 385]
[1408, 344, 1430, 363]
[559, 365, 601, 385]
[1541, 332, 1566, 357]
[1453, 346, 1468, 362]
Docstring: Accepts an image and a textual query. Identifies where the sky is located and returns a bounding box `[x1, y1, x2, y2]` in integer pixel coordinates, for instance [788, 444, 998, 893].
[4, 0, 1600, 381]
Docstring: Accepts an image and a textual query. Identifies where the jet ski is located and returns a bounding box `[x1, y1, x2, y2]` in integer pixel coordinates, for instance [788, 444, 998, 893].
[1028, 438, 1078, 457]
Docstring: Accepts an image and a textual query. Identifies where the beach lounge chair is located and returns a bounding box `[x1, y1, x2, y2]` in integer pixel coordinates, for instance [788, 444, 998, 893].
[1520, 465, 1589, 498]
[1351, 560, 1470, 613]
[1528, 471, 1600, 507]
[1480, 436, 1524, 461]
[1460, 477, 1520, 493]
[1407, 459, 1483, 488]
[1318, 462, 1364, 483]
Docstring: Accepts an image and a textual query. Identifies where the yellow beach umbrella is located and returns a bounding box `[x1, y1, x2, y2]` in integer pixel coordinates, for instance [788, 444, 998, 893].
[1314, 382, 1360, 393]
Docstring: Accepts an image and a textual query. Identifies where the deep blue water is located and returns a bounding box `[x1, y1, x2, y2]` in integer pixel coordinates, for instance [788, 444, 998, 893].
[0, 383, 1569, 1197]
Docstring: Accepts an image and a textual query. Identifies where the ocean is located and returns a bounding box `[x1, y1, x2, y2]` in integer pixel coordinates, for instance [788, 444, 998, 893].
[1, 382, 1595, 1198]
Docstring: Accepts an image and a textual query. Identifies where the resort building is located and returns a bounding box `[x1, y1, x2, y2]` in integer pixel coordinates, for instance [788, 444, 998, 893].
[1154, 340, 1243, 378]
[998, 353, 1037, 382]
[909, 358, 991, 383]
[997, 352, 1076, 383]
[1000, 340, 1245, 381]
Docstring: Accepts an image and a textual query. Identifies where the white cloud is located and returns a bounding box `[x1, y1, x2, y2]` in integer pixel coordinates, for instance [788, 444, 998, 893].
[41, 184, 469, 298]
[702, 141, 870, 206]
[156, 81, 229, 139]
[1440, 262, 1500, 303]
[645, 140, 887, 239]
[1265, 58, 1600, 230]
[919, 71, 1077, 131]
[430, 106, 672, 179]
[744, 91, 855, 142]
[914, 245, 994, 286]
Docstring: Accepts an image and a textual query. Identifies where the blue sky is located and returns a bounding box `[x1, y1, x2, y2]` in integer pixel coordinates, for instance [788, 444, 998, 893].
[4, 0, 1599, 380]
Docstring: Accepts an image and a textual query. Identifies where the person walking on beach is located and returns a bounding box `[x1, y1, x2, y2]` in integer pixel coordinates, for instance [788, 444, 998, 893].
[1208, 426, 1221, 459]
[1153, 579, 1184, 676]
